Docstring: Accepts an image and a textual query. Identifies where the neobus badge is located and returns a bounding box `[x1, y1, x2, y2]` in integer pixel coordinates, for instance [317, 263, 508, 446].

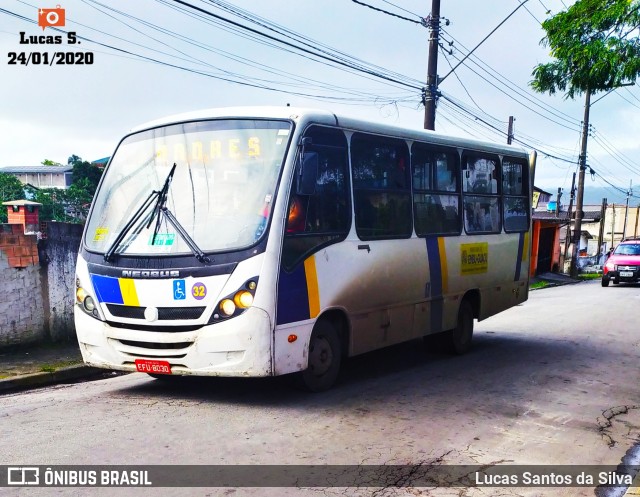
[121, 270, 180, 278]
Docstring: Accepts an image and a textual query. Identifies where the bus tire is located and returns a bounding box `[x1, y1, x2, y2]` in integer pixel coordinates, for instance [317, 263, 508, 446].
[601, 276, 610, 287]
[447, 299, 474, 355]
[296, 320, 341, 392]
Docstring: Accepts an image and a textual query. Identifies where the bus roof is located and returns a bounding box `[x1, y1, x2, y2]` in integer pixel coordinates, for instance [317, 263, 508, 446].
[131, 106, 530, 158]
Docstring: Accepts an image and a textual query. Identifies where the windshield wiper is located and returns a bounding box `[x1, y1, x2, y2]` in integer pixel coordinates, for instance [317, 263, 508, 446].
[104, 163, 177, 262]
[159, 206, 210, 264]
[103, 163, 210, 264]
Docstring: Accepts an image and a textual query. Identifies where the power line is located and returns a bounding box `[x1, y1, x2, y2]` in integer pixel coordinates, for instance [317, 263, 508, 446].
[349, 0, 423, 24]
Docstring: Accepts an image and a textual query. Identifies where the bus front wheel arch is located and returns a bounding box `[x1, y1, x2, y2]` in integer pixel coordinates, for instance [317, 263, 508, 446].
[295, 319, 342, 392]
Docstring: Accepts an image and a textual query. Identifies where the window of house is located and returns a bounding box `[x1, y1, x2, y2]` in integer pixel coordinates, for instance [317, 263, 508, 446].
[411, 143, 460, 236]
[351, 133, 411, 239]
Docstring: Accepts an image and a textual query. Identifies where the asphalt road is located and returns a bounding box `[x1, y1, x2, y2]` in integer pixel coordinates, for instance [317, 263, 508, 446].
[1, 279, 639, 497]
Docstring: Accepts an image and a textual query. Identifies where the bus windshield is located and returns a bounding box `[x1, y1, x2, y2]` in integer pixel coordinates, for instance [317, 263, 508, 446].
[85, 119, 292, 257]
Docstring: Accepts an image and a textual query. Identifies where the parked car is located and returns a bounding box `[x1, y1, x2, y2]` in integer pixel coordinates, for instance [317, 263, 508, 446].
[602, 239, 640, 287]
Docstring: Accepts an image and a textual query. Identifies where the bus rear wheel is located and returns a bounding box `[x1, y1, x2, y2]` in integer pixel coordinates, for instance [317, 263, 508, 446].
[445, 299, 474, 355]
[296, 320, 341, 392]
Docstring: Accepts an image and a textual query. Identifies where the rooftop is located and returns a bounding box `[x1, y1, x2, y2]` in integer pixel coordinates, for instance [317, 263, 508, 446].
[0, 166, 73, 174]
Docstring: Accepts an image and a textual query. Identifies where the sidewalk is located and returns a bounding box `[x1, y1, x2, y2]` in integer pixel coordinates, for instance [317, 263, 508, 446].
[0, 340, 107, 393]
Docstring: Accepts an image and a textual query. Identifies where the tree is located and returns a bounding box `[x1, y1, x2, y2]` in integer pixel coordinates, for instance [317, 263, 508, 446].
[41, 159, 62, 166]
[530, 0, 640, 276]
[531, 0, 640, 97]
[0, 173, 26, 222]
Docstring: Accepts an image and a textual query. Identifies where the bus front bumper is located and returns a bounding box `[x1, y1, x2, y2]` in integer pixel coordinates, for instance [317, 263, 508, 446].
[74, 306, 274, 377]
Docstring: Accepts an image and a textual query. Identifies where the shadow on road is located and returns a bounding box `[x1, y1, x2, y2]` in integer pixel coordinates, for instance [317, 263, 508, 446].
[113, 328, 618, 415]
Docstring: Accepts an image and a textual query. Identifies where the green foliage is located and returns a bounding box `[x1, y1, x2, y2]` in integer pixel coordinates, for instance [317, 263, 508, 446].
[0, 173, 26, 222]
[25, 154, 103, 223]
[71, 160, 102, 195]
[531, 0, 640, 98]
[41, 159, 62, 166]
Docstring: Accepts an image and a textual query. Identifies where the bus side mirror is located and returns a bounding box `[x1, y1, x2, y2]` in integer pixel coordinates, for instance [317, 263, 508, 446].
[297, 152, 318, 195]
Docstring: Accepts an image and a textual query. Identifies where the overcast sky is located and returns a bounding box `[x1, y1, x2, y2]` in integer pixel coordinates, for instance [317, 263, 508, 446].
[1, 0, 639, 203]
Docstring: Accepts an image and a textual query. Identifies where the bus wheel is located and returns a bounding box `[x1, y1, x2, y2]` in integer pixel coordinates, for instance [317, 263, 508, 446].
[601, 276, 610, 287]
[448, 300, 474, 355]
[296, 320, 341, 392]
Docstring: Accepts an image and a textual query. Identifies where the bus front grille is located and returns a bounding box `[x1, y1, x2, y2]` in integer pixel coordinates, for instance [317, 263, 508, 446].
[106, 304, 206, 320]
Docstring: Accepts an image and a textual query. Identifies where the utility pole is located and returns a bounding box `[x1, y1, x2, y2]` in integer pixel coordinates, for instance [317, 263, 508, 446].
[555, 188, 562, 217]
[423, 0, 441, 130]
[507, 116, 515, 144]
[563, 172, 576, 268]
[569, 88, 591, 278]
[622, 180, 632, 240]
[597, 197, 607, 263]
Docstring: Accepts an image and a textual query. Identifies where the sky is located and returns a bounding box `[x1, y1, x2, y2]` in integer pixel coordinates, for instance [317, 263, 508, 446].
[1, 0, 639, 204]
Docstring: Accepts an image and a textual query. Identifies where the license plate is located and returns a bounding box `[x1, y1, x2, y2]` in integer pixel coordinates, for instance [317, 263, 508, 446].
[620, 271, 634, 277]
[135, 359, 172, 375]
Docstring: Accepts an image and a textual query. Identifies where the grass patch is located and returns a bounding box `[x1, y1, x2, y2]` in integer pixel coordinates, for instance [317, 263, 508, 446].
[39, 360, 80, 373]
[530, 281, 550, 290]
[578, 273, 602, 280]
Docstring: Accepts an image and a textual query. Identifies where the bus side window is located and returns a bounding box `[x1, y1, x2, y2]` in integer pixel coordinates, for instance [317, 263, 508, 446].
[282, 126, 350, 270]
[411, 143, 461, 236]
[502, 158, 529, 232]
[462, 153, 501, 234]
[351, 133, 412, 240]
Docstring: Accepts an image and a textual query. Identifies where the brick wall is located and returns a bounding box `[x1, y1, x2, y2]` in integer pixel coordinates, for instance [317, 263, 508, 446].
[0, 222, 82, 348]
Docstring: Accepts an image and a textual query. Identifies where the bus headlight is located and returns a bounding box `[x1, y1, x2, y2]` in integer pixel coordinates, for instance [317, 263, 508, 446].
[211, 278, 258, 322]
[219, 299, 236, 317]
[76, 278, 101, 320]
[234, 290, 254, 308]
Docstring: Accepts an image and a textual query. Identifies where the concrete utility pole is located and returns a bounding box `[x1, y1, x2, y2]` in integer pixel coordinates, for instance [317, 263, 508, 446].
[622, 180, 632, 240]
[423, 0, 441, 130]
[569, 88, 591, 278]
[597, 197, 607, 263]
[563, 172, 576, 269]
[507, 116, 515, 144]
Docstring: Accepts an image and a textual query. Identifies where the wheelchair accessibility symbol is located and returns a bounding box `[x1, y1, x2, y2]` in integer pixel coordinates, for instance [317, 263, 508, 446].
[173, 280, 186, 300]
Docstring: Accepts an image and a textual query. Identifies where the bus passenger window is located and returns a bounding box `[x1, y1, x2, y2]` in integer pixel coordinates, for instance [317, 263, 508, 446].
[411, 143, 461, 236]
[351, 133, 411, 240]
[502, 159, 529, 232]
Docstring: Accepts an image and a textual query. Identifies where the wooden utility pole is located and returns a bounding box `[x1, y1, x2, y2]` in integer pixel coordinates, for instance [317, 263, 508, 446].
[423, 0, 441, 130]
[569, 89, 591, 278]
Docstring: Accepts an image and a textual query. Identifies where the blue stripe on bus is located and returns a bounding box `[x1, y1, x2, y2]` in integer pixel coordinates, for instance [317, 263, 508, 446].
[425, 237, 444, 333]
[276, 264, 311, 325]
[514, 232, 525, 281]
[90, 274, 124, 304]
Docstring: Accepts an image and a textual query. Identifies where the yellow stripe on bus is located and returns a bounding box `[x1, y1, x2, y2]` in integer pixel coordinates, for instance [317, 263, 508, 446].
[438, 237, 449, 294]
[523, 232, 529, 261]
[119, 278, 140, 307]
[304, 256, 320, 318]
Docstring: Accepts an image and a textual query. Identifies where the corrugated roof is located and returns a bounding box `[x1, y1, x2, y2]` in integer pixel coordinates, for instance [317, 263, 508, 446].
[0, 166, 73, 173]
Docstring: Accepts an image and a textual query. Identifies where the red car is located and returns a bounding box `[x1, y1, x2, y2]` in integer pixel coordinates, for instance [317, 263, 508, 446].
[602, 239, 640, 287]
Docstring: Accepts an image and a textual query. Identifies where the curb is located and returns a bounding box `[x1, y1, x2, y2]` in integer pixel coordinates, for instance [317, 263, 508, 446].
[0, 364, 107, 394]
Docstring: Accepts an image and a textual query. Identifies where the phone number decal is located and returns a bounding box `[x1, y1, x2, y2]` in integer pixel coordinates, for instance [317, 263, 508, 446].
[8, 51, 94, 65]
